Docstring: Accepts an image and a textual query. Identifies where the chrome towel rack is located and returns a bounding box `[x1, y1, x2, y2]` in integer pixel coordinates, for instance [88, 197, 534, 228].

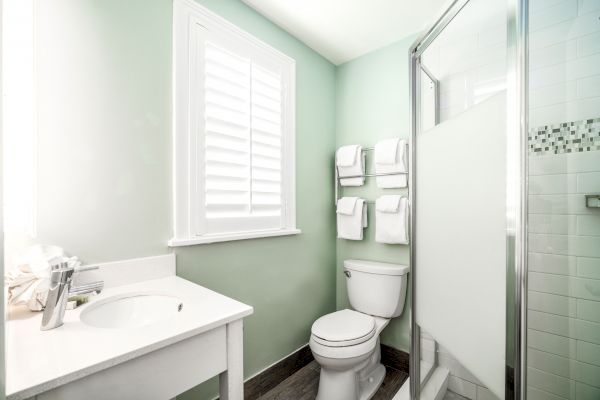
[334, 147, 408, 205]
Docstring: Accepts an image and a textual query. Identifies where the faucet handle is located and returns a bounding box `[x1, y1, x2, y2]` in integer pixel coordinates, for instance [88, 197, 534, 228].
[49, 257, 70, 271]
[75, 264, 99, 273]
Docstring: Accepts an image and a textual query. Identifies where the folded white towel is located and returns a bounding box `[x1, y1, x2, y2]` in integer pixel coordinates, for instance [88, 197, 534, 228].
[375, 138, 407, 188]
[5, 244, 80, 311]
[376, 194, 401, 213]
[336, 144, 360, 166]
[375, 195, 409, 244]
[375, 138, 400, 164]
[337, 197, 367, 240]
[336, 145, 365, 186]
[337, 196, 358, 215]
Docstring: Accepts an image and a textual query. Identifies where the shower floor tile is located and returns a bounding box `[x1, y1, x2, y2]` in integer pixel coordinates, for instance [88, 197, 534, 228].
[443, 391, 470, 400]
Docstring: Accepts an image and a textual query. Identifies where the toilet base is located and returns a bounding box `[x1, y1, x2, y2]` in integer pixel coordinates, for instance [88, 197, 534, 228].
[359, 363, 386, 400]
[315, 360, 386, 400]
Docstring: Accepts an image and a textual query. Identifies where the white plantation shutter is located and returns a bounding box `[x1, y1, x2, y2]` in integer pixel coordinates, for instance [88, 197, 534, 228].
[201, 41, 284, 234]
[203, 43, 284, 219]
[172, 1, 297, 244]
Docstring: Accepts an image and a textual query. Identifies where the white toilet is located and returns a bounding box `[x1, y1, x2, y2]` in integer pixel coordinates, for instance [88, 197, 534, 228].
[309, 259, 409, 400]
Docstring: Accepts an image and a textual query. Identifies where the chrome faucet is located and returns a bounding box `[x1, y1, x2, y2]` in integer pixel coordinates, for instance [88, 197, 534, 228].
[41, 261, 104, 331]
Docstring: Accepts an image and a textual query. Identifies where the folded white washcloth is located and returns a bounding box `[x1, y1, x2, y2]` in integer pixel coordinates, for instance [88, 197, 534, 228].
[337, 197, 367, 240]
[337, 196, 358, 215]
[336, 145, 365, 186]
[375, 138, 407, 188]
[376, 194, 401, 213]
[375, 195, 409, 244]
[336, 144, 360, 166]
[5, 245, 80, 311]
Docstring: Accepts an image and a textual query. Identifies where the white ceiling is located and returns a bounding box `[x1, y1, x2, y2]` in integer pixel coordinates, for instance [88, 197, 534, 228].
[242, 0, 451, 65]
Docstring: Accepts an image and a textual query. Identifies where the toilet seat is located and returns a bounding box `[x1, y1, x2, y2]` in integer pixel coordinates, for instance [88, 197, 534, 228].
[311, 309, 376, 347]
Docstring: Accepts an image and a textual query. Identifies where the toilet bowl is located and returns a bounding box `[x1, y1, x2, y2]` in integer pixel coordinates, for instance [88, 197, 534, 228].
[309, 260, 409, 400]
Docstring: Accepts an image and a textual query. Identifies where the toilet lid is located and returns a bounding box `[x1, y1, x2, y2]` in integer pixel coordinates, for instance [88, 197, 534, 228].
[311, 309, 376, 347]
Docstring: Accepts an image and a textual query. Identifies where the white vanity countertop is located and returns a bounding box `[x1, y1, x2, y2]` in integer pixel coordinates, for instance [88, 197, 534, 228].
[6, 275, 254, 400]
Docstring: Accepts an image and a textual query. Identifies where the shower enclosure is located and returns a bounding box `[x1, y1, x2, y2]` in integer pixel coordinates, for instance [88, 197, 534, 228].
[408, 0, 600, 399]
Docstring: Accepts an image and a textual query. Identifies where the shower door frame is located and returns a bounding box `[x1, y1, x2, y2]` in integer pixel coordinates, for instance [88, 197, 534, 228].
[407, 0, 529, 399]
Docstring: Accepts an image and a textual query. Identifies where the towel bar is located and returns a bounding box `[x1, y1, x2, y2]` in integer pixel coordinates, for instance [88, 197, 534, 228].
[336, 171, 408, 180]
[334, 164, 408, 205]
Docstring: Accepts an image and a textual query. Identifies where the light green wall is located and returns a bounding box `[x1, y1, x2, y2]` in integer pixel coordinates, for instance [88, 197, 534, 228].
[30, 1, 336, 399]
[335, 35, 418, 353]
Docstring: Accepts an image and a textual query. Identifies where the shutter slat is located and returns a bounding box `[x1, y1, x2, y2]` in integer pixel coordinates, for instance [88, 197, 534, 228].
[206, 66, 248, 88]
[253, 143, 281, 159]
[206, 43, 248, 72]
[206, 179, 248, 191]
[252, 131, 281, 148]
[206, 135, 247, 154]
[252, 64, 281, 89]
[205, 56, 247, 78]
[253, 95, 281, 113]
[252, 106, 281, 125]
[252, 118, 280, 136]
[252, 155, 280, 170]
[206, 156, 248, 168]
[205, 75, 248, 99]
[252, 81, 280, 101]
[206, 105, 248, 128]
[252, 180, 280, 193]
[206, 163, 248, 179]
[252, 126, 281, 138]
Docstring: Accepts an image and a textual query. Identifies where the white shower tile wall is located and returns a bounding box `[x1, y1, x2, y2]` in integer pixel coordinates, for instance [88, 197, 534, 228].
[529, 0, 600, 127]
[527, 149, 600, 400]
[420, 0, 507, 123]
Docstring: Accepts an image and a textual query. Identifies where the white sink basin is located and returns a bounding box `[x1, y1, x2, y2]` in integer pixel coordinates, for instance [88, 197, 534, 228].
[80, 293, 183, 329]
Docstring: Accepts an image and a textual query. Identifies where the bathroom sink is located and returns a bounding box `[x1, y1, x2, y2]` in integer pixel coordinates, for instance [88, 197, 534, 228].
[80, 293, 183, 329]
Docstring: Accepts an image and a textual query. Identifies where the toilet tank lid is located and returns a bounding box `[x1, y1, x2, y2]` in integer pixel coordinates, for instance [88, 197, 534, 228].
[344, 259, 409, 276]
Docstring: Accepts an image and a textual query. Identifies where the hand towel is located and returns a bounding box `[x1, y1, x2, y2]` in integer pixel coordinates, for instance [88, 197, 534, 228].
[337, 197, 367, 240]
[375, 138, 407, 188]
[5, 245, 80, 311]
[336, 145, 365, 186]
[375, 195, 408, 244]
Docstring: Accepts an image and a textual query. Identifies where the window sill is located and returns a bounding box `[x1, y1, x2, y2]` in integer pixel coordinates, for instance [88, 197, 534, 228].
[168, 228, 301, 247]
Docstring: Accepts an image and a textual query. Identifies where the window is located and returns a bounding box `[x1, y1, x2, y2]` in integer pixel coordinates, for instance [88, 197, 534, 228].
[170, 0, 299, 246]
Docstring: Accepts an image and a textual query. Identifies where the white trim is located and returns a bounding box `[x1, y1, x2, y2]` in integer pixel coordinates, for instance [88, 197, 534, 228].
[168, 228, 301, 247]
[172, 0, 297, 246]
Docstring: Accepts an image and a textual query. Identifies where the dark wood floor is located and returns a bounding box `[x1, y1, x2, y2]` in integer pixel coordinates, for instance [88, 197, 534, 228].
[256, 360, 408, 400]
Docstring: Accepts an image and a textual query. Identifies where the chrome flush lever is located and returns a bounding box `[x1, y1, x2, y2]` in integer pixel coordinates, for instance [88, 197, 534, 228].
[344, 270, 351, 278]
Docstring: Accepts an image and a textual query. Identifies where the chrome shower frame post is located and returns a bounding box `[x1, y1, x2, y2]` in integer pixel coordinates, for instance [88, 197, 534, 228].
[407, 0, 528, 398]
[408, 48, 420, 400]
[506, 0, 529, 398]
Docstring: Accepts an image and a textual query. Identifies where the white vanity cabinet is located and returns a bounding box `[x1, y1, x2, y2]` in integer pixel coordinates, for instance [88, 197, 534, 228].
[7, 256, 253, 400]
[35, 321, 244, 400]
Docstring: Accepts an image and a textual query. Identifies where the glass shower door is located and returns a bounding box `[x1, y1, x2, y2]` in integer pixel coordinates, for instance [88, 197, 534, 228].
[409, 0, 511, 398]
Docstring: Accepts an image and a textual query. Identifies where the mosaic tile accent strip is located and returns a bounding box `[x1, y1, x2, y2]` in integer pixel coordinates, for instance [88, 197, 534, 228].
[529, 117, 600, 155]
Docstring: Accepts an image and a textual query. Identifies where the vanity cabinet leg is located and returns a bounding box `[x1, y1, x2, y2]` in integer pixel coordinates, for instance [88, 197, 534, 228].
[219, 320, 244, 400]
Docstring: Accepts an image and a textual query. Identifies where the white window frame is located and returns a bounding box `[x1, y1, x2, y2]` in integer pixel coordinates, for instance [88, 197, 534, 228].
[170, 0, 299, 246]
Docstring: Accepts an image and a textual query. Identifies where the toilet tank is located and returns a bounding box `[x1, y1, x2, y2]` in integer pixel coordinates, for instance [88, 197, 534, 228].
[344, 259, 409, 318]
